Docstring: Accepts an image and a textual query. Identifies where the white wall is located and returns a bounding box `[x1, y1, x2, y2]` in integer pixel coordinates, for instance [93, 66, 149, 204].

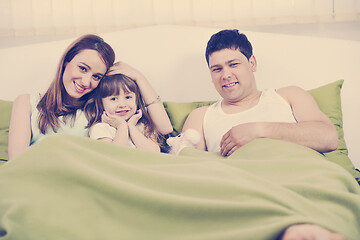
[1, 0, 359, 40]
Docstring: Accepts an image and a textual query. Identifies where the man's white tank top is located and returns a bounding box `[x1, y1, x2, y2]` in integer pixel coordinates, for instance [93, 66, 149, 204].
[203, 89, 297, 152]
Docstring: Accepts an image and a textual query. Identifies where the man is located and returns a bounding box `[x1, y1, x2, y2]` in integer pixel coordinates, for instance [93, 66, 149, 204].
[182, 29, 337, 157]
[182, 29, 343, 240]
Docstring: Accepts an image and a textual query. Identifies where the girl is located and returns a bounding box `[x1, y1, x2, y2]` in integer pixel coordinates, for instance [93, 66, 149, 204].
[86, 74, 162, 152]
[8, 34, 116, 160]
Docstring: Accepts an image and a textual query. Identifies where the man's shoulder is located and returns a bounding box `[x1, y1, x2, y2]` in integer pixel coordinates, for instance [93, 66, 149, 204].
[276, 85, 305, 94]
[190, 105, 211, 116]
[276, 85, 307, 97]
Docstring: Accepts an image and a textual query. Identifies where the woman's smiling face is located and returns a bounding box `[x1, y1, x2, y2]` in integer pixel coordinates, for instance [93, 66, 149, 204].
[62, 49, 107, 99]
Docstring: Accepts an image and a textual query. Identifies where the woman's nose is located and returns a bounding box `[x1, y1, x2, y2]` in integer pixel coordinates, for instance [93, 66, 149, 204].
[80, 74, 92, 88]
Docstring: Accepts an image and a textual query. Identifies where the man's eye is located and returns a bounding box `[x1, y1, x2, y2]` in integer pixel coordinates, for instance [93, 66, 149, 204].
[230, 63, 239, 67]
[212, 68, 221, 72]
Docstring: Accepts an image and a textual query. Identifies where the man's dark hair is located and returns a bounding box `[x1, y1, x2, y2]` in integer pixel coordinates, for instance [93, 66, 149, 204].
[205, 29, 253, 65]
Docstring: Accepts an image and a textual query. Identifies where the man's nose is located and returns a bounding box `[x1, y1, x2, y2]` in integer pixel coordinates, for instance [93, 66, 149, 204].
[222, 67, 232, 80]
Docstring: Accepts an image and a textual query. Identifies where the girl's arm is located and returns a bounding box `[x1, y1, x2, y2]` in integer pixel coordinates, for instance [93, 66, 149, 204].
[128, 110, 160, 152]
[98, 112, 129, 146]
[128, 124, 160, 152]
[110, 124, 129, 146]
[8, 94, 32, 159]
[108, 61, 173, 135]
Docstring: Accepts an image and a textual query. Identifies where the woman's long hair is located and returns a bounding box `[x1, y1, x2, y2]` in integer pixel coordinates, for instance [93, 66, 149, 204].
[84, 74, 161, 145]
[37, 34, 115, 134]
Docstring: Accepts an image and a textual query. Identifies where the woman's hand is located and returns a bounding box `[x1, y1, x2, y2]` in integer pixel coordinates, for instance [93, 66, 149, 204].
[107, 61, 145, 82]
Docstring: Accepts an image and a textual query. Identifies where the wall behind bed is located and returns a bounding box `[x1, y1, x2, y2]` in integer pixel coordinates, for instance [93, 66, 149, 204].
[1, 0, 360, 48]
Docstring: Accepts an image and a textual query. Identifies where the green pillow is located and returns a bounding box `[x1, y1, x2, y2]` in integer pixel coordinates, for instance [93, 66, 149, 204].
[308, 80, 359, 183]
[0, 100, 12, 165]
[164, 80, 360, 183]
[163, 101, 215, 136]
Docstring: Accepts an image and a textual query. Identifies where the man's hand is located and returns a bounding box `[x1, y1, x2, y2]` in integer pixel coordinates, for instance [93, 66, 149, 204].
[220, 122, 263, 156]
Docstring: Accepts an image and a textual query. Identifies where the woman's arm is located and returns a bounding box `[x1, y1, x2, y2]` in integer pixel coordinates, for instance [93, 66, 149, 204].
[108, 61, 173, 135]
[8, 94, 32, 160]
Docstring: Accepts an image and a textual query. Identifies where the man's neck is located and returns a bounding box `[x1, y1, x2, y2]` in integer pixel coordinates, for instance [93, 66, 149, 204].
[221, 90, 262, 114]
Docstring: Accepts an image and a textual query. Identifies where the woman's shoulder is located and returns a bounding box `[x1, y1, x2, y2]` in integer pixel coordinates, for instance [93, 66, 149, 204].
[13, 94, 31, 109]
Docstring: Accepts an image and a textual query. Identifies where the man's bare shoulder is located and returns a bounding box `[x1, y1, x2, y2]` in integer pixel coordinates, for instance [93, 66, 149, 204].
[276, 86, 310, 102]
[188, 105, 210, 118]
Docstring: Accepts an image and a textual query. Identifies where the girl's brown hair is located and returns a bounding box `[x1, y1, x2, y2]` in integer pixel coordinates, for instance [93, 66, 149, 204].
[84, 74, 163, 147]
[37, 34, 115, 134]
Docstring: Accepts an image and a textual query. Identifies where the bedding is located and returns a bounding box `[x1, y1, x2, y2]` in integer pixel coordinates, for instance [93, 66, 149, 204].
[0, 134, 359, 239]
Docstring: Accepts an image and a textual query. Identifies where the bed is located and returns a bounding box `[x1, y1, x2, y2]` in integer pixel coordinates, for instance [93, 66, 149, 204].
[0, 25, 360, 239]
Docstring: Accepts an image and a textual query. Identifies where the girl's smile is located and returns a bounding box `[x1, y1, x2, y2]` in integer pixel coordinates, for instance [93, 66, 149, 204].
[102, 88, 137, 121]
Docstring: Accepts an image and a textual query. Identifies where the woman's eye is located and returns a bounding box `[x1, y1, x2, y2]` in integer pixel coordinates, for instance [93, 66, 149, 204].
[79, 66, 87, 72]
[93, 75, 102, 81]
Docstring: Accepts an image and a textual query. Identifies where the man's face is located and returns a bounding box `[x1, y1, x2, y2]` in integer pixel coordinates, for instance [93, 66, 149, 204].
[208, 48, 257, 103]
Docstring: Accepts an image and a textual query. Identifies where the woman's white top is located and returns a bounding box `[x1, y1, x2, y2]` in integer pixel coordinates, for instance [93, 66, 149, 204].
[30, 93, 89, 145]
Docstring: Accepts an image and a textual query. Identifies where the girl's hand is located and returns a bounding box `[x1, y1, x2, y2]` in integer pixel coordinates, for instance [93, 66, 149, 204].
[101, 111, 126, 129]
[128, 109, 142, 126]
[107, 61, 145, 83]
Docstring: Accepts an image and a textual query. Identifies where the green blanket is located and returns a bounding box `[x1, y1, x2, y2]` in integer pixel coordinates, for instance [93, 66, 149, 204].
[0, 134, 359, 240]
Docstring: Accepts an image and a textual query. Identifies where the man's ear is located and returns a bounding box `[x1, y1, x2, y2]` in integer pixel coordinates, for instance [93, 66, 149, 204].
[249, 55, 257, 72]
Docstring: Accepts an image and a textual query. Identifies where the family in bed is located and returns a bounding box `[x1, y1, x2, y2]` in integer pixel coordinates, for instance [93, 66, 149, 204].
[7, 29, 347, 240]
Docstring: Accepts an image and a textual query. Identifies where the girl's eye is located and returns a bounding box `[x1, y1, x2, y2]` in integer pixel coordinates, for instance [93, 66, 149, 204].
[125, 95, 132, 100]
[110, 97, 117, 101]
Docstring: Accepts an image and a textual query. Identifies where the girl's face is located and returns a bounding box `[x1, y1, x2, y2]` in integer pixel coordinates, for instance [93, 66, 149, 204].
[102, 87, 137, 121]
[62, 49, 107, 99]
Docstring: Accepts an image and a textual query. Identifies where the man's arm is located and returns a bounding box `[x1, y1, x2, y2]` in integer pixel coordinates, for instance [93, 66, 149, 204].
[181, 106, 209, 151]
[220, 86, 338, 156]
[275, 86, 338, 151]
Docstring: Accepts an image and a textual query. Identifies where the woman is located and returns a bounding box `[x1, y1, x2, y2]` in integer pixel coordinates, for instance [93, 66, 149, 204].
[8, 34, 115, 160]
[8, 35, 172, 159]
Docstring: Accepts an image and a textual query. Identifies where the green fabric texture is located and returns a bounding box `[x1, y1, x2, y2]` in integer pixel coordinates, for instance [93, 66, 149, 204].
[0, 135, 359, 239]
[308, 80, 360, 182]
[0, 100, 12, 164]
